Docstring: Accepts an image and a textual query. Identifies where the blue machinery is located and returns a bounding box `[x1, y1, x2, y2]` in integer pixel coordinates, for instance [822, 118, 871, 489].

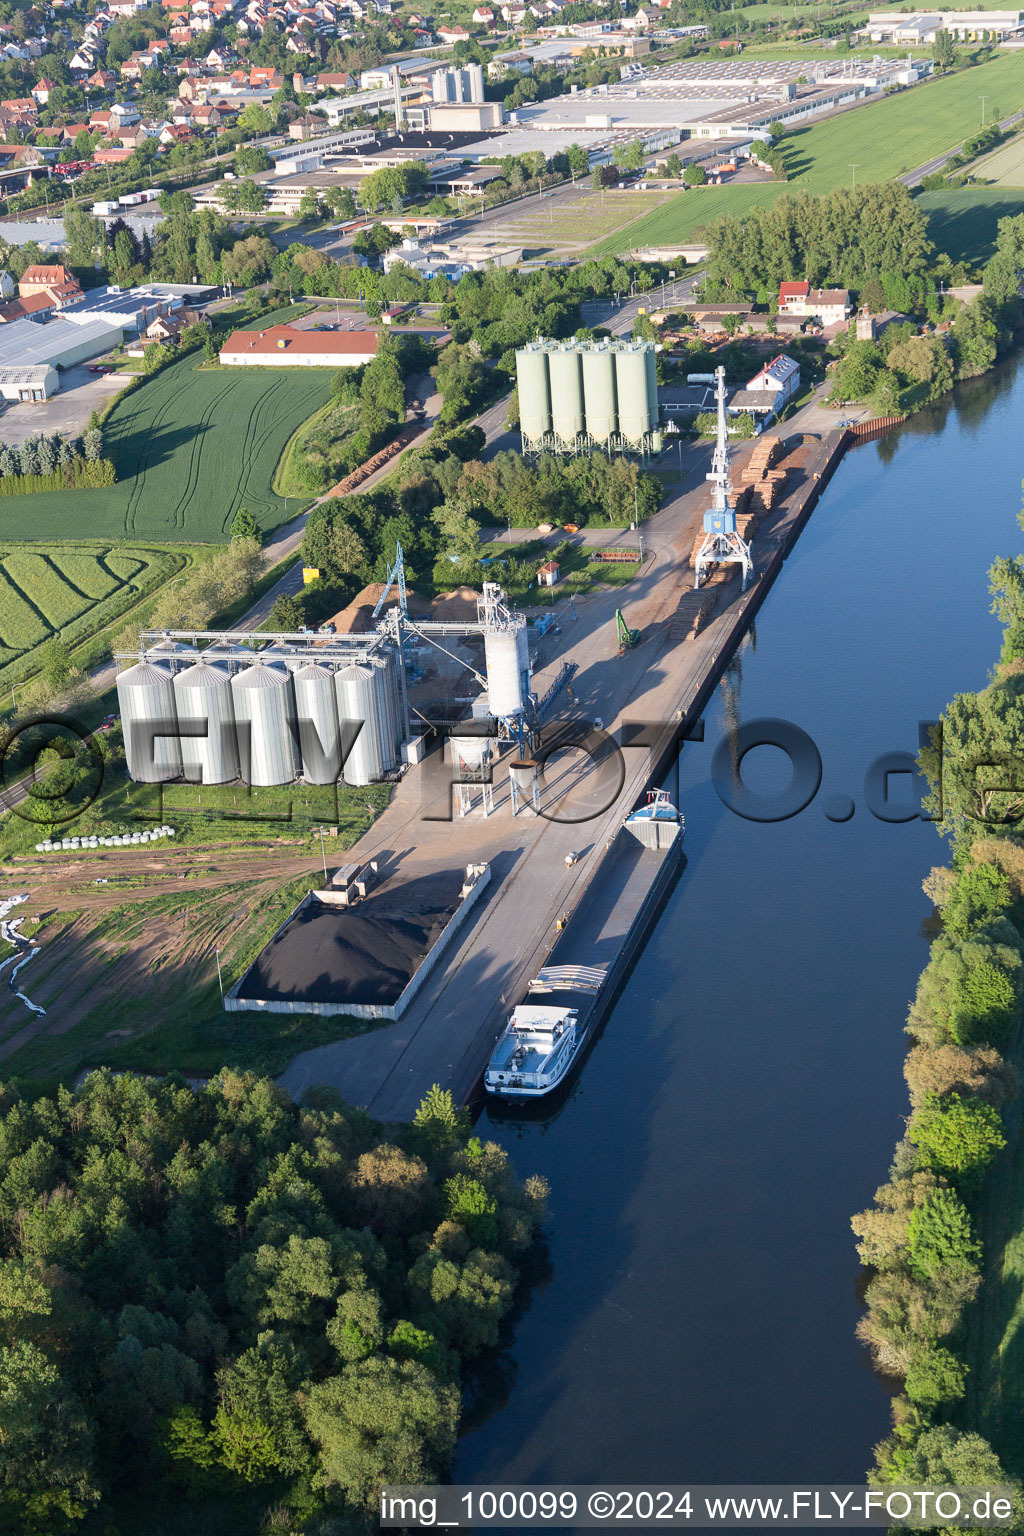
[693, 366, 753, 591]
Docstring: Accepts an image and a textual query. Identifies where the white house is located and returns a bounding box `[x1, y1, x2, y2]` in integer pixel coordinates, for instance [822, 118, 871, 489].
[776, 280, 851, 326]
[746, 353, 800, 403]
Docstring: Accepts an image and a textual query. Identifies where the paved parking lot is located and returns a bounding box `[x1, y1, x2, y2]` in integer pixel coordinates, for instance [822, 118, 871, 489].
[0, 365, 134, 446]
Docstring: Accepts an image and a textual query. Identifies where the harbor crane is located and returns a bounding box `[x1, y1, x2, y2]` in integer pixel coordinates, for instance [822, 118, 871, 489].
[693, 366, 753, 592]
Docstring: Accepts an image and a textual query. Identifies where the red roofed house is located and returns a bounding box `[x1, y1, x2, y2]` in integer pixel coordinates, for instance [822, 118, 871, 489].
[19, 263, 80, 299]
[31, 77, 57, 104]
[777, 280, 809, 313]
[219, 323, 380, 367]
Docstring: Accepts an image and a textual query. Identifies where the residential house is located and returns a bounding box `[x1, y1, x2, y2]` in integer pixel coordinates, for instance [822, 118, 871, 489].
[61, 121, 92, 142]
[776, 280, 852, 326]
[191, 101, 222, 127]
[86, 68, 117, 90]
[159, 121, 193, 143]
[145, 305, 203, 342]
[436, 22, 469, 39]
[314, 70, 354, 90]
[18, 265, 84, 309]
[746, 352, 800, 403]
[473, 5, 494, 19]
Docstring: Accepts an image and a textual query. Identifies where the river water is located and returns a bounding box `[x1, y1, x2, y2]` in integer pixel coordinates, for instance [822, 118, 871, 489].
[457, 360, 1024, 1491]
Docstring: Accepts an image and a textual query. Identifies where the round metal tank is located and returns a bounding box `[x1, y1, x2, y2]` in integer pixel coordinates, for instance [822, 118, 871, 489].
[371, 660, 397, 772]
[643, 343, 658, 432]
[615, 345, 650, 445]
[375, 650, 403, 770]
[174, 659, 239, 785]
[484, 625, 524, 717]
[451, 734, 489, 774]
[548, 345, 584, 445]
[117, 658, 181, 782]
[336, 664, 384, 786]
[581, 345, 617, 443]
[293, 661, 341, 785]
[515, 619, 531, 695]
[231, 660, 299, 786]
[516, 345, 551, 442]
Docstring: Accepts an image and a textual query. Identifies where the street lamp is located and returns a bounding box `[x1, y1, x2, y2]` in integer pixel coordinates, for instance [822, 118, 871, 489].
[215, 946, 223, 1001]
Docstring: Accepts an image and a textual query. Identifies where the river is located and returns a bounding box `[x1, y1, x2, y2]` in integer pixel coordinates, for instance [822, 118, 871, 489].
[456, 360, 1024, 1491]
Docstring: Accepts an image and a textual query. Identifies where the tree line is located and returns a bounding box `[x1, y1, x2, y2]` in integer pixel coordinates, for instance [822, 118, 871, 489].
[0, 1072, 547, 1532]
[851, 518, 1024, 1489]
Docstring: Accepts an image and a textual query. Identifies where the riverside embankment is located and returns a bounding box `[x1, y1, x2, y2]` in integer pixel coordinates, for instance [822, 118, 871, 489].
[456, 353, 1024, 1492]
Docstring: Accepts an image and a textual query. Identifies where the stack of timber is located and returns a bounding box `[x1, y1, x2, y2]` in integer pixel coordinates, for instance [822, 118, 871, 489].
[740, 434, 781, 484]
[669, 588, 715, 641]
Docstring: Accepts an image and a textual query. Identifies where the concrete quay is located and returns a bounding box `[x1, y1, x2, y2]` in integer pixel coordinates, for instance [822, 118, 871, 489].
[277, 426, 853, 1121]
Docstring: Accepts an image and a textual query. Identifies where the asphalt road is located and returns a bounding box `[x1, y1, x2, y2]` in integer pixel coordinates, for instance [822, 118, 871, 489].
[900, 107, 1024, 188]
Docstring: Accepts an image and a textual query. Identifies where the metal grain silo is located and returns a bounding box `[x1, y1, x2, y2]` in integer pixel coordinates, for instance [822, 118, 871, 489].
[293, 661, 341, 785]
[515, 619, 531, 696]
[174, 659, 239, 785]
[616, 343, 650, 446]
[231, 660, 299, 786]
[484, 624, 526, 717]
[375, 649, 403, 769]
[548, 344, 584, 445]
[336, 664, 384, 786]
[643, 342, 658, 431]
[582, 344, 617, 443]
[117, 658, 181, 783]
[371, 660, 397, 771]
[516, 344, 551, 443]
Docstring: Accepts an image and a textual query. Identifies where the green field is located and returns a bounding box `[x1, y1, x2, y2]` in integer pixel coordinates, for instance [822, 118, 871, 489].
[0, 353, 333, 543]
[589, 53, 1024, 257]
[0, 542, 184, 677]
[976, 132, 1024, 186]
[915, 185, 1024, 261]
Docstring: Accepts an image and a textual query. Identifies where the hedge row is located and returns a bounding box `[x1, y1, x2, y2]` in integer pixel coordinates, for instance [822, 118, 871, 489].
[0, 458, 116, 496]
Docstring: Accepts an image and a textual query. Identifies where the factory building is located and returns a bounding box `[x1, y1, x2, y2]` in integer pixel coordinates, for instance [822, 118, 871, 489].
[116, 583, 533, 791]
[515, 338, 662, 459]
[432, 63, 485, 103]
[0, 314, 123, 375]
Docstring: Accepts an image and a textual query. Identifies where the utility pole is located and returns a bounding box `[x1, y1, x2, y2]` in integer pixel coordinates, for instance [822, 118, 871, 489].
[980, 95, 989, 125]
[849, 163, 860, 187]
[215, 946, 223, 1001]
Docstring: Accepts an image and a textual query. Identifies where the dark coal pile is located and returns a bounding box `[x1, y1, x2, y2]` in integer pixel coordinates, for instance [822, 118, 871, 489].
[237, 870, 466, 1005]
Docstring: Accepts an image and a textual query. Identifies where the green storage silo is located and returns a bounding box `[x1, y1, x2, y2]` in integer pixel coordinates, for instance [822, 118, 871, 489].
[643, 342, 658, 431]
[516, 344, 552, 443]
[548, 344, 584, 445]
[615, 343, 650, 445]
[582, 343, 617, 444]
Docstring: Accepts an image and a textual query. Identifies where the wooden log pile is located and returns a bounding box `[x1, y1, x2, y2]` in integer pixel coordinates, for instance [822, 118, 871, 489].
[669, 589, 715, 641]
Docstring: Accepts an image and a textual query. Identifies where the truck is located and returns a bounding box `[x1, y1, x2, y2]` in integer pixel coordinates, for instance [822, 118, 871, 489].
[92, 199, 119, 216]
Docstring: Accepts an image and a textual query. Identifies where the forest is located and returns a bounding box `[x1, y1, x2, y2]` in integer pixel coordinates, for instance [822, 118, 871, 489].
[0, 1073, 547, 1534]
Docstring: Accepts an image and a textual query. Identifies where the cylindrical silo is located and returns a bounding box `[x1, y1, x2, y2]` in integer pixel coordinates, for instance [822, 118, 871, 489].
[117, 658, 181, 782]
[377, 649, 404, 767]
[337, 664, 384, 786]
[515, 620, 531, 698]
[231, 660, 299, 786]
[516, 345, 551, 443]
[370, 659, 397, 771]
[616, 343, 650, 445]
[293, 661, 341, 785]
[548, 345, 584, 445]
[174, 659, 239, 785]
[643, 342, 658, 431]
[484, 626, 524, 717]
[582, 344, 617, 443]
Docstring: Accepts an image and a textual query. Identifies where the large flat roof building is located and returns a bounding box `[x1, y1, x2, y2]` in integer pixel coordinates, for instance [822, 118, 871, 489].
[0, 314, 123, 370]
[863, 9, 1024, 40]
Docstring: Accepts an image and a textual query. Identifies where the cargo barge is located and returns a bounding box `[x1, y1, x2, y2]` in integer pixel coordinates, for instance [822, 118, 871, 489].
[484, 791, 683, 1102]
